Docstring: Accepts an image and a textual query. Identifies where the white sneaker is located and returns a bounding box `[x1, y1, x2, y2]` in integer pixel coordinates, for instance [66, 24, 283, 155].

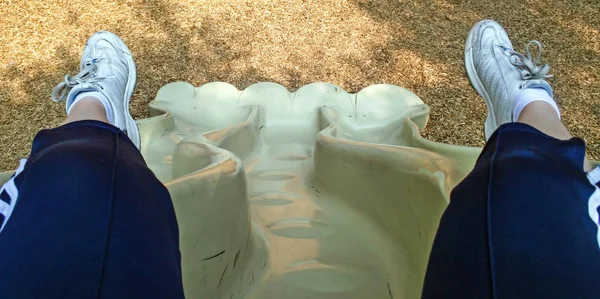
[465, 20, 553, 140]
[51, 31, 140, 149]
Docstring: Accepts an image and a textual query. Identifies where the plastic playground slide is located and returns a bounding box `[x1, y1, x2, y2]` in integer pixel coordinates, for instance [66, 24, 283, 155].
[138, 82, 482, 298]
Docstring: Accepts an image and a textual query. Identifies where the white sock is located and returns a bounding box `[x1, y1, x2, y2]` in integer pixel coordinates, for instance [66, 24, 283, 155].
[513, 88, 561, 121]
[67, 91, 115, 125]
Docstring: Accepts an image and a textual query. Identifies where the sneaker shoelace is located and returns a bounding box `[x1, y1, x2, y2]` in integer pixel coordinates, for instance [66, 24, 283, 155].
[503, 40, 552, 80]
[51, 59, 109, 103]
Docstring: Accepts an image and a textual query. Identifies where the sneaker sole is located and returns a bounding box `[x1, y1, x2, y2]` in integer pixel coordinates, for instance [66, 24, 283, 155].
[464, 20, 497, 140]
[97, 31, 141, 149]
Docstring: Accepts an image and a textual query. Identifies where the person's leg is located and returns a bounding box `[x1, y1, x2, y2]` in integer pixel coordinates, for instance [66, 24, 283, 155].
[422, 20, 600, 298]
[64, 97, 109, 124]
[0, 32, 184, 298]
[518, 101, 593, 171]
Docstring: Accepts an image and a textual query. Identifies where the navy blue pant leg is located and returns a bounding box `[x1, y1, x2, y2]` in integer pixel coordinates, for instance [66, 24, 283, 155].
[0, 120, 184, 299]
[422, 123, 600, 298]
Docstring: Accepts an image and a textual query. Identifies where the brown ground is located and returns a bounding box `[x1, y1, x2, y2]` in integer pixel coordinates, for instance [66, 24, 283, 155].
[1, 0, 599, 170]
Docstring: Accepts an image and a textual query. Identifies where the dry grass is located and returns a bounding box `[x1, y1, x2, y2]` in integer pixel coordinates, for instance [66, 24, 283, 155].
[1, 0, 599, 170]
